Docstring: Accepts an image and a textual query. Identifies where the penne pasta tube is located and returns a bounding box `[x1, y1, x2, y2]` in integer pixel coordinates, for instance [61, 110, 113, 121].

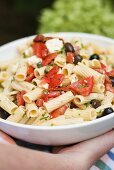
[34, 66, 46, 78]
[32, 107, 49, 125]
[62, 64, 74, 77]
[73, 93, 104, 105]
[0, 71, 8, 83]
[23, 87, 43, 103]
[96, 91, 114, 116]
[26, 117, 37, 125]
[19, 114, 29, 124]
[40, 115, 84, 126]
[2, 77, 13, 95]
[7, 106, 25, 123]
[82, 59, 101, 68]
[61, 78, 71, 87]
[11, 81, 35, 92]
[32, 78, 40, 86]
[73, 63, 105, 83]
[15, 60, 27, 81]
[76, 104, 87, 110]
[102, 91, 114, 105]
[92, 83, 105, 93]
[54, 54, 66, 67]
[26, 102, 39, 118]
[0, 94, 18, 114]
[65, 108, 97, 121]
[44, 91, 74, 113]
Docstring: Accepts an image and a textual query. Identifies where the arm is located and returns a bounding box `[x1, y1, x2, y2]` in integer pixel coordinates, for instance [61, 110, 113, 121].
[0, 130, 114, 170]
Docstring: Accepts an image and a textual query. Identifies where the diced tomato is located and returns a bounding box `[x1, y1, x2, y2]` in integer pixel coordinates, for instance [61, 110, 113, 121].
[46, 65, 59, 78]
[27, 66, 34, 74]
[42, 95, 49, 102]
[40, 77, 50, 85]
[25, 66, 35, 82]
[50, 105, 67, 119]
[25, 73, 34, 82]
[94, 68, 106, 74]
[21, 90, 26, 95]
[70, 76, 94, 96]
[66, 52, 74, 64]
[46, 91, 61, 98]
[105, 69, 114, 83]
[32, 42, 48, 59]
[94, 62, 106, 74]
[106, 69, 114, 77]
[42, 53, 57, 66]
[48, 86, 70, 92]
[100, 62, 106, 69]
[105, 83, 114, 93]
[16, 90, 26, 106]
[36, 98, 44, 107]
[42, 91, 61, 102]
[49, 74, 64, 88]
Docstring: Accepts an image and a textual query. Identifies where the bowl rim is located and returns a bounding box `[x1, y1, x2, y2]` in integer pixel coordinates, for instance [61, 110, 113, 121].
[0, 32, 114, 130]
[0, 112, 114, 130]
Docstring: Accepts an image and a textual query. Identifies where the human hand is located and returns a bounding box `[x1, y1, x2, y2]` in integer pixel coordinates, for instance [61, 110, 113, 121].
[53, 130, 114, 170]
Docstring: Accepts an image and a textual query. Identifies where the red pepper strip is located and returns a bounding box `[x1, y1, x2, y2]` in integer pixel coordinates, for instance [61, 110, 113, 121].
[46, 65, 59, 78]
[48, 86, 70, 92]
[32, 42, 48, 59]
[25, 66, 35, 82]
[50, 105, 67, 119]
[100, 62, 106, 69]
[105, 69, 114, 83]
[42, 53, 57, 66]
[94, 62, 106, 74]
[104, 69, 114, 93]
[40, 77, 50, 85]
[70, 76, 94, 96]
[36, 98, 44, 107]
[27, 66, 34, 75]
[16, 90, 26, 106]
[105, 83, 114, 93]
[45, 91, 61, 98]
[66, 52, 74, 64]
[42, 91, 61, 102]
[25, 73, 34, 82]
[49, 74, 64, 88]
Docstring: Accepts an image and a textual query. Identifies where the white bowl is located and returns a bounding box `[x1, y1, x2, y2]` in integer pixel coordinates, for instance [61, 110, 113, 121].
[0, 32, 114, 146]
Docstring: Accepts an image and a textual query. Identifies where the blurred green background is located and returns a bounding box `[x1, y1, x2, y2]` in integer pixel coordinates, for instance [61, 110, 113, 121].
[0, 0, 54, 45]
[0, 0, 114, 45]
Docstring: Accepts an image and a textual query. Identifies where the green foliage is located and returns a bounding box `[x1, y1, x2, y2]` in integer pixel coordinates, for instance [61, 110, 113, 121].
[38, 0, 114, 38]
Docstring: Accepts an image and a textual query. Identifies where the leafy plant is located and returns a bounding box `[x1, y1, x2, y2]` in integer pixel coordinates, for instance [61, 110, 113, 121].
[38, 0, 114, 38]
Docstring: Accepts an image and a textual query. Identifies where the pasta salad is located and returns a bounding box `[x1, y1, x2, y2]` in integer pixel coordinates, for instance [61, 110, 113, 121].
[0, 34, 114, 126]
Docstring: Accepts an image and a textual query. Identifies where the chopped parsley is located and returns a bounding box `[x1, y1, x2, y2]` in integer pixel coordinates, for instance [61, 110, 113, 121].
[43, 89, 48, 94]
[44, 66, 51, 74]
[37, 62, 42, 68]
[40, 116, 49, 121]
[23, 52, 28, 58]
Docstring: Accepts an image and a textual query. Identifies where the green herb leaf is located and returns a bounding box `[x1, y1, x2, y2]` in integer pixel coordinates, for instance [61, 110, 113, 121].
[37, 62, 42, 68]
